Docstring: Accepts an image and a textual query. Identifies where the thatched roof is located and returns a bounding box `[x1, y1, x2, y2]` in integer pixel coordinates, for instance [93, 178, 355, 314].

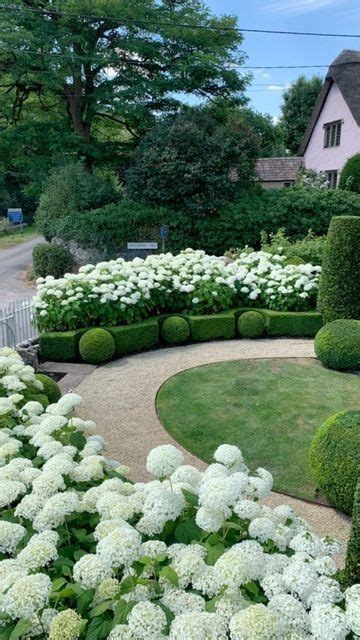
[299, 50, 360, 155]
[256, 157, 303, 182]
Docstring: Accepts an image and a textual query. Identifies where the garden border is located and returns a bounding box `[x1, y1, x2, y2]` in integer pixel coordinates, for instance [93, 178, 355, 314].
[38, 308, 323, 362]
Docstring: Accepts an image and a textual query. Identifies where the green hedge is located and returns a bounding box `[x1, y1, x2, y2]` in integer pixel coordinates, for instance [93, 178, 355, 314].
[53, 188, 360, 256]
[79, 328, 115, 365]
[161, 316, 190, 345]
[188, 312, 236, 341]
[343, 480, 360, 586]
[237, 311, 266, 338]
[33, 243, 74, 278]
[310, 410, 360, 515]
[38, 309, 322, 361]
[39, 329, 86, 361]
[35, 373, 61, 403]
[314, 319, 360, 371]
[318, 216, 360, 323]
[107, 319, 159, 356]
[264, 310, 323, 337]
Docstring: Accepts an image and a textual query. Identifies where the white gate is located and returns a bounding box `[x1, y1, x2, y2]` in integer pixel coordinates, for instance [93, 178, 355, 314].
[0, 300, 37, 348]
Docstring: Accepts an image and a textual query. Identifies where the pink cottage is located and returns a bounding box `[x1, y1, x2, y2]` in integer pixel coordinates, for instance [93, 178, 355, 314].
[299, 50, 360, 188]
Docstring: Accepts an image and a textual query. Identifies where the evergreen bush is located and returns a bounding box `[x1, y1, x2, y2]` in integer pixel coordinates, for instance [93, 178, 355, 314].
[79, 328, 115, 364]
[318, 216, 360, 322]
[339, 153, 360, 192]
[237, 311, 266, 338]
[343, 480, 360, 586]
[314, 319, 360, 371]
[33, 243, 74, 278]
[310, 410, 360, 514]
[35, 373, 61, 403]
[161, 316, 190, 344]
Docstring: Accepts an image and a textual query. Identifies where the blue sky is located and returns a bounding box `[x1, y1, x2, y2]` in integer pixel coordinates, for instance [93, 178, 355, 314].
[205, 0, 360, 119]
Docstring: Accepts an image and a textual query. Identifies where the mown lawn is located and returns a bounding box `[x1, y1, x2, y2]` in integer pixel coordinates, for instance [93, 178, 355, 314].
[0, 225, 38, 249]
[156, 358, 360, 501]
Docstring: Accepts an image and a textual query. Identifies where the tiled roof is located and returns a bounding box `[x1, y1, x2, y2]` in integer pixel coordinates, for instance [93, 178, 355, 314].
[299, 49, 360, 155]
[256, 157, 304, 182]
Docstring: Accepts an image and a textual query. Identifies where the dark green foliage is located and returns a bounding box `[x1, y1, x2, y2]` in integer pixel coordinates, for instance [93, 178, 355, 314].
[237, 108, 286, 157]
[266, 310, 323, 337]
[260, 229, 325, 265]
[340, 153, 360, 192]
[237, 311, 266, 338]
[314, 320, 360, 371]
[281, 75, 323, 154]
[161, 317, 190, 345]
[33, 243, 74, 278]
[189, 313, 235, 342]
[343, 480, 360, 586]
[318, 216, 360, 322]
[35, 163, 121, 241]
[39, 329, 86, 362]
[125, 108, 259, 216]
[79, 329, 115, 364]
[35, 373, 61, 403]
[54, 189, 360, 258]
[310, 410, 360, 514]
[19, 390, 49, 409]
[107, 320, 159, 357]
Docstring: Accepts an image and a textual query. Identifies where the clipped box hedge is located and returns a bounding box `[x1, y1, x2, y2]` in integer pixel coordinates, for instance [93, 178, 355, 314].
[38, 309, 323, 362]
[106, 318, 159, 356]
[38, 328, 86, 361]
[188, 312, 236, 341]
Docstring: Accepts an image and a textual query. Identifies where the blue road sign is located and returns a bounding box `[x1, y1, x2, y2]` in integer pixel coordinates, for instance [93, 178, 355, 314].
[161, 224, 167, 240]
[7, 208, 23, 225]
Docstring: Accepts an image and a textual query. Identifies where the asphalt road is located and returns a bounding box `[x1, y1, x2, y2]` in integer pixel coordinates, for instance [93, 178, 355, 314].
[0, 235, 43, 310]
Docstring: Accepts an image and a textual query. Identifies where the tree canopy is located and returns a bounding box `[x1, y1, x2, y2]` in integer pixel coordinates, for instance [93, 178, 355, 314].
[0, 0, 248, 195]
[280, 76, 323, 155]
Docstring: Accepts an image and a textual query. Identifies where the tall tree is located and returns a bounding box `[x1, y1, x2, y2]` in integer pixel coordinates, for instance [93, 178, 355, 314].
[238, 108, 286, 157]
[0, 0, 248, 172]
[281, 76, 322, 154]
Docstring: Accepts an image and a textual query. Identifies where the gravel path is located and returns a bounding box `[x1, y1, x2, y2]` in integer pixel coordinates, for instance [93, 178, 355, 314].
[75, 338, 351, 557]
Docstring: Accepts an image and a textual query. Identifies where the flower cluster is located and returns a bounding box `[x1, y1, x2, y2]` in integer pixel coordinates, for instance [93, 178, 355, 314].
[32, 249, 321, 332]
[0, 347, 358, 640]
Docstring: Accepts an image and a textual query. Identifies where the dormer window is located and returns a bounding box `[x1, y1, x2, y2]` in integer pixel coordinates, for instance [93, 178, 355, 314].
[324, 120, 342, 148]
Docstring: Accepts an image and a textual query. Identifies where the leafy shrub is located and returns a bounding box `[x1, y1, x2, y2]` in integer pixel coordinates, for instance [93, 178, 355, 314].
[339, 153, 360, 192]
[161, 317, 190, 344]
[33, 243, 74, 278]
[35, 373, 61, 403]
[318, 216, 360, 323]
[35, 162, 121, 241]
[107, 319, 159, 356]
[125, 108, 259, 216]
[310, 410, 360, 514]
[79, 328, 115, 364]
[258, 228, 326, 265]
[265, 310, 323, 337]
[314, 319, 360, 371]
[237, 311, 266, 338]
[33, 251, 320, 333]
[39, 329, 86, 362]
[343, 480, 360, 586]
[189, 312, 235, 341]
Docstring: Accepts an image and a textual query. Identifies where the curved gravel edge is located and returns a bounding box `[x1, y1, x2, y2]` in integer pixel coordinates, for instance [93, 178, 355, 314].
[74, 338, 350, 560]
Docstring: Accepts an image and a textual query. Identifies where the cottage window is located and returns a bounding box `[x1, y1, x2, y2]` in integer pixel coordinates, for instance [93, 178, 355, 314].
[325, 170, 338, 189]
[324, 121, 342, 148]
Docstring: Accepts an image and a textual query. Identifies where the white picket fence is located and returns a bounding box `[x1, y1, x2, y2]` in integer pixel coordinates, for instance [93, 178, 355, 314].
[0, 299, 38, 348]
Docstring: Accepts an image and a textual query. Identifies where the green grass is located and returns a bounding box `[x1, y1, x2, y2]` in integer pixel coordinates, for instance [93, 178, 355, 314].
[0, 225, 38, 249]
[156, 358, 360, 501]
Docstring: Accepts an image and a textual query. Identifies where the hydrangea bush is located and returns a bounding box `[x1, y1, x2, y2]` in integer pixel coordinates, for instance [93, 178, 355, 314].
[0, 348, 358, 639]
[32, 250, 321, 332]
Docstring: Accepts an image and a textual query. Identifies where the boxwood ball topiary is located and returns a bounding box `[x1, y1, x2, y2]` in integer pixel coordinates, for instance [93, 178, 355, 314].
[314, 319, 360, 371]
[79, 328, 115, 364]
[310, 410, 360, 514]
[161, 316, 190, 344]
[318, 216, 360, 323]
[237, 311, 266, 338]
[35, 373, 61, 403]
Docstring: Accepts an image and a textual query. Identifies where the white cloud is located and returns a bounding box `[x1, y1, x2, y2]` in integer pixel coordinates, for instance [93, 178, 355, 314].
[265, 0, 343, 14]
[267, 83, 291, 91]
[252, 69, 272, 80]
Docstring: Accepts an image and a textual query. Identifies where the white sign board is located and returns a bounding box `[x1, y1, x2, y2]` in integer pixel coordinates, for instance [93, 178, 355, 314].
[127, 242, 158, 250]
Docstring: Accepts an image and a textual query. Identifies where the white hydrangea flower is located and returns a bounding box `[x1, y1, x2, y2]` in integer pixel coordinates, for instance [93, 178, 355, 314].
[229, 603, 280, 640]
[169, 611, 227, 639]
[268, 594, 309, 634]
[309, 603, 349, 640]
[0, 480, 26, 507]
[97, 526, 141, 568]
[0, 521, 26, 554]
[196, 505, 225, 532]
[73, 554, 113, 589]
[214, 444, 244, 468]
[345, 584, 360, 635]
[306, 576, 344, 607]
[108, 625, 133, 640]
[161, 588, 205, 615]
[2, 573, 51, 619]
[249, 517, 277, 542]
[127, 601, 167, 639]
[33, 491, 80, 530]
[17, 531, 58, 571]
[146, 444, 184, 478]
